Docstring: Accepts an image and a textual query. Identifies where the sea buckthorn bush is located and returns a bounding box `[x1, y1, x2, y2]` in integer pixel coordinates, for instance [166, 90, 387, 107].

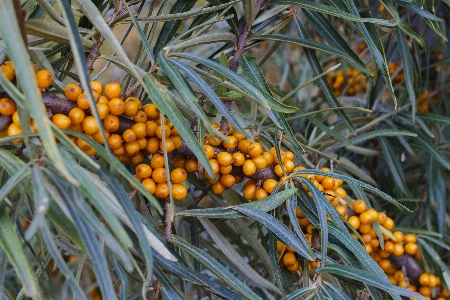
[0, 0, 449, 299]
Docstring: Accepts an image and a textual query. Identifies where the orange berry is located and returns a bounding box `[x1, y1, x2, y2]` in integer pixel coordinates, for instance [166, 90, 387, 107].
[143, 103, 159, 119]
[243, 160, 256, 176]
[122, 129, 137, 143]
[145, 137, 160, 154]
[262, 151, 274, 165]
[334, 186, 347, 199]
[136, 137, 147, 149]
[108, 98, 125, 115]
[404, 242, 418, 255]
[232, 152, 245, 166]
[136, 164, 152, 179]
[243, 184, 257, 201]
[428, 274, 438, 288]
[0, 65, 15, 81]
[155, 183, 169, 198]
[419, 286, 431, 297]
[377, 212, 387, 224]
[103, 114, 120, 132]
[419, 273, 430, 286]
[124, 100, 140, 117]
[123, 141, 139, 155]
[97, 95, 109, 105]
[404, 233, 417, 243]
[76, 137, 92, 151]
[263, 179, 278, 194]
[133, 110, 147, 123]
[0, 98, 16, 116]
[393, 243, 404, 256]
[315, 167, 330, 182]
[203, 145, 215, 159]
[219, 165, 232, 175]
[52, 114, 71, 129]
[172, 183, 188, 200]
[108, 134, 122, 149]
[150, 153, 165, 169]
[335, 206, 348, 218]
[366, 208, 379, 221]
[82, 116, 99, 135]
[104, 82, 122, 100]
[371, 238, 380, 248]
[232, 131, 246, 141]
[156, 125, 171, 139]
[170, 168, 187, 184]
[7, 123, 23, 142]
[77, 91, 99, 110]
[219, 174, 235, 188]
[35, 70, 53, 89]
[359, 211, 374, 224]
[142, 178, 156, 194]
[383, 217, 395, 230]
[392, 231, 404, 243]
[247, 142, 263, 157]
[347, 215, 360, 230]
[185, 158, 198, 173]
[222, 136, 237, 150]
[152, 167, 167, 184]
[283, 252, 297, 267]
[378, 259, 391, 271]
[90, 80, 103, 94]
[237, 139, 251, 154]
[131, 152, 145, 165]
[112, 145, 126, 156]
[146, 121, 158, 137]
[211, 182, 225, 194]
[217, 151, 233, 167]
[273, 164, 285, 177]
[255, 188, 268, 200]
[169, 136, 182, 149]
[94, 103, 109, 120]
[252, 155, 267, 169]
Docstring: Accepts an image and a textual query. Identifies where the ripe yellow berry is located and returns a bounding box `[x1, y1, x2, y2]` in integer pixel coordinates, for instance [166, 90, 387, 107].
[353, 200, 367, 214]
[103, 114, 120, 132]
[334, 186, 347, 199]
[211, 182, 225, 194]
[252, 155, 267, 169]
[283, 252, 297, 267]
[321, 177, 336, 190]
[243, 160, 256, 176]
[404, 242, 418, 255]
[142, 178, 156, 194]
[150, 152, 165, 169]
[203, 145, 215, 159]
[145, 137, 160, 154]
[172, 184, 188, 200]
[222, 136, 237, 150]
[247, 142, 263, 157]
[185, 158, 198, 173]
[7, 123, 23, 142]
[359, 211, 374, 224]
[124, 141, 140, 156]
[156, 125, 171, 139]
[219, 165, 232, 174]
[170, 168, 187, 184]
[82, 116, 99, 135]
[392, 231, 404, 243]
[263, 179, 278, 194]
[255, 188, 268, 200]
[419, 273, 430, 286]
[237, 139, 251, 154]
[152, 167, 167, 184]
[219, 174, 235, 188]
[232, 152, 245, 166]
[0, 98, 16, 116]
[124, 100, 140, 117]
[122, 129, 137, 143]
[262, 151, 274, 165]
[383, 217, 395, 230]
[143, 103, 159, 119]
[155, 183, 169, 198]
[136, 164, 152, 179]
[347, 215, 360, 230]
[0, 65, 15, 81]
[52, 114, 72, 129]
[243, 183, 257, 201]
[108, 98, 125, 115]
[104, 82, 122, 100]
[35, 70, 53, 89]
[133, 110, 148, 123]
[217, 151, 233, 167]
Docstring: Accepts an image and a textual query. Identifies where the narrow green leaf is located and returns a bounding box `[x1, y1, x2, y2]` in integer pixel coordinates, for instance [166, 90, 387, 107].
[395, 0, 442, 22]
[199, 218, 283, 294]
[415, 134, 450, 171]
[319, 264, 426, 299]
[60, 188, 117, 300]
[256, 34, 370, 75]
[418, 113, 450, 126]
[123, 1, 154, 65]
[243, 0, 258, 27]
[0, 0, 76, 185]
[232, 206, 314, 260]
[173, 53, 298, 114]
[168, 58, 250, 139]
[176, 188, 296, 218]
[396, 27, 416, 122]
[40, 223, 88, 300]
[152, 0, 197, 55]
[286, 195, 315, 258]
[153, 263, 188, 300]
[266, 0, 396, 25]
[168, 32, 236, 52]
[293, 18, 355, 134]
[0, 163, 31, 205]
[0, 208, 42, 299]
[378, 137, 411, 196]
[282, 286, 315, 299]
[158, 53, 212, 135]
[171, 236, 262, 300]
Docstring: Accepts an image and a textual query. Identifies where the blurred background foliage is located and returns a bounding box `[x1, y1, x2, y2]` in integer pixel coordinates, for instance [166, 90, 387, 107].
[0, 0, 449, 299]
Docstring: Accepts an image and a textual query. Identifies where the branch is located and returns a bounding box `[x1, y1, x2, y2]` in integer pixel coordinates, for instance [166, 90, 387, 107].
[389, 254, 423, 284]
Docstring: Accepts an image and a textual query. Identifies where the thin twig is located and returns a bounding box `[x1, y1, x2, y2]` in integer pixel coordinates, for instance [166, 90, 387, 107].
[164, 199, 172, 243]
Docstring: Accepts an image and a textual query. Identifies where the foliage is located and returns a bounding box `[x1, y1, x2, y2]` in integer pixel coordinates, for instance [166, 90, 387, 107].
[0, 0, 449, 299]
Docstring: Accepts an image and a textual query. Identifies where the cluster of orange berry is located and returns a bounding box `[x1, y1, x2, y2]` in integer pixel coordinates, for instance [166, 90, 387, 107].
[274, 169, 449, 299]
